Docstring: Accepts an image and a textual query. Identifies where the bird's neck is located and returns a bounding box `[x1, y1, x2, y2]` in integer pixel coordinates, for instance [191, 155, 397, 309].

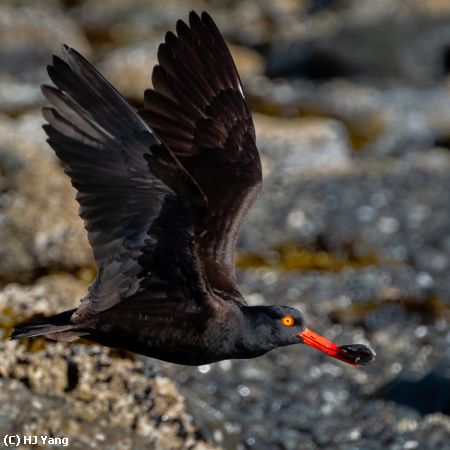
[233, 305, 282, 358]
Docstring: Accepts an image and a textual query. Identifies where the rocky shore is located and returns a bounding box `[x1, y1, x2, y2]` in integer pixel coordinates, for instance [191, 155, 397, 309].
[1, 1, 450, 449]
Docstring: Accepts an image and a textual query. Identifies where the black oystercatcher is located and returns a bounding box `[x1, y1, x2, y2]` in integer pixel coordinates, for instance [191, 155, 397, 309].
[12, 12, 375, 368]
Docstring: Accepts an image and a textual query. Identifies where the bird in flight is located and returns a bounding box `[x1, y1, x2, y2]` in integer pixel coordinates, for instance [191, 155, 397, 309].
[12, 12, 375, 367]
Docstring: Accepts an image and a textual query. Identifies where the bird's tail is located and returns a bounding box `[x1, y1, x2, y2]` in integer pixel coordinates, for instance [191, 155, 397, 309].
[10, 308, 85, 341]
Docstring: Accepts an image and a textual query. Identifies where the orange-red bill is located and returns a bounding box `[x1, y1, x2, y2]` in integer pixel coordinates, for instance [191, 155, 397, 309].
[298, 328, 375, 366]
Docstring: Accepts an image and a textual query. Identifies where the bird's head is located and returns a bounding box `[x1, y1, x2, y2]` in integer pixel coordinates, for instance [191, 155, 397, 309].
[241, 305, 375, 367]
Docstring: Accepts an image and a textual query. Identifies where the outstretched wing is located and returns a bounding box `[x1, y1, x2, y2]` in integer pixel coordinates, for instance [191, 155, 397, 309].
[140, 11, 262, 297]
[42, 46, 210, 316]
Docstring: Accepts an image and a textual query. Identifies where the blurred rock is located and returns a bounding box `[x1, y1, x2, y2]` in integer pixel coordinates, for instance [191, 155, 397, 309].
[1, 2, 450, 450]
[0, 78, 43, 116]
[0, 274, 87, 338]
[267, 8, 450, 86]
[247, 76, 450, 155]
[240, 146, 450, 286]
[164, 266, 450, 450]
[305, 0, 450, 19]
[254, 113, 351, 180]
[255, 6, 450, 157]
[241, 113, 352, 250]
[0, 343, 220, 450]
[377, 368, 450, 415]
[99, 42, 159, 102]
[0, 4, 90, 113]
[0, 274, 220, 450]
[0, 112, 92, 280]
[207, 1, 308, 47]
[230, 44, 265, 80]
[71, 0, 309, 50]
[71, 0, 205, 48]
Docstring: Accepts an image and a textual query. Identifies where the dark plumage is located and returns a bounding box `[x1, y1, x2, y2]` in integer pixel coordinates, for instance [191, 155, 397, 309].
[11, 12, 375, 367]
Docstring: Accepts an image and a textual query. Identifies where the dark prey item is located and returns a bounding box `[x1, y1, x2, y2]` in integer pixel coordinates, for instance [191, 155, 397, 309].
[11, 11, 375, 368]
[338, 344, 376, 366]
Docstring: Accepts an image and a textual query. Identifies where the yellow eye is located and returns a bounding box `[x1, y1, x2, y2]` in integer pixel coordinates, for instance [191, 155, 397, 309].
[281, 315, 295, 327]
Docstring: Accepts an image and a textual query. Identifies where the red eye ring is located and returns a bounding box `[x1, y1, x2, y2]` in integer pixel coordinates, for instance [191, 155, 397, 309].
[281, 315, 295, 327]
